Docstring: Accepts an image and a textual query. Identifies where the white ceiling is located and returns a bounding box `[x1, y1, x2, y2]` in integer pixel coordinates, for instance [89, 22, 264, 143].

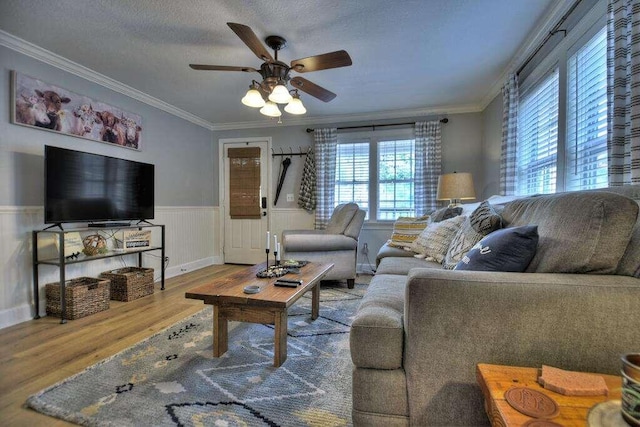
[0, 0, 561, 129]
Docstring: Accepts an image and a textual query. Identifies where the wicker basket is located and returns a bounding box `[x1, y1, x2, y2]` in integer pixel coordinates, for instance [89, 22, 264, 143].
[100, 267, 154, 302]
[46, 277, 110, 320]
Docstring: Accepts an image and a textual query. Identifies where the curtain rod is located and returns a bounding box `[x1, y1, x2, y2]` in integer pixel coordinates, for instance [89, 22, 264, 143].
[305, 118, 448, 133]
[516, 0, 582, 76]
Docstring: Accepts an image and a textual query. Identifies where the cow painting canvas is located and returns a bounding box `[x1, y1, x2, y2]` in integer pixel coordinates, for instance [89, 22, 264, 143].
[11, 71, 143, 150]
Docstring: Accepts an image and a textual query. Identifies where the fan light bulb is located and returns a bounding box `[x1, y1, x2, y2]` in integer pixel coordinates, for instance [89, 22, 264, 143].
[269, 84, 293, 104]
[260, 101, 282, 117]
[241, 88, 265, 108]
[284, 95, 306, 115]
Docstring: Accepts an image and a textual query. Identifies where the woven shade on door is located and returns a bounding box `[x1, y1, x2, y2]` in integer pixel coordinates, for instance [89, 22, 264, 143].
[228, 147, 261, 219]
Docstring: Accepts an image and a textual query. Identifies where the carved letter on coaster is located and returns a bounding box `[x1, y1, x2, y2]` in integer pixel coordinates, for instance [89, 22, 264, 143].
[504, 387, 560, 419]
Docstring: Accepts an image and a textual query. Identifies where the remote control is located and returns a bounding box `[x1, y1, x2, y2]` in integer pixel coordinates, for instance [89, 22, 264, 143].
[274, 281, 299, 287]
[277, 279, 303, 284]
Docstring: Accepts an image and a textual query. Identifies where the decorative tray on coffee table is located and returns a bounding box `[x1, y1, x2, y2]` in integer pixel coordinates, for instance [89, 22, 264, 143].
[256, 260, 308, 278]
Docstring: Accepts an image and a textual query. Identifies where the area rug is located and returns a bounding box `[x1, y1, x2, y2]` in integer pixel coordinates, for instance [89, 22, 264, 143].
[27, 283, 367, 426]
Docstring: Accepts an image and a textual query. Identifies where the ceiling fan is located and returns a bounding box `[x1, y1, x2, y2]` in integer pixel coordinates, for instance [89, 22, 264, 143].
[189, 23, 352, 116]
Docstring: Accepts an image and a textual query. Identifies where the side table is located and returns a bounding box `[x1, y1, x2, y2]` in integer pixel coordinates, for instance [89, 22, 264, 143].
[477, 363, 622, 426]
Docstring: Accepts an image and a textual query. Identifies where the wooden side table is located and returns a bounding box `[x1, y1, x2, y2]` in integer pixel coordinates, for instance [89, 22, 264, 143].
[477, 363, 623, 426]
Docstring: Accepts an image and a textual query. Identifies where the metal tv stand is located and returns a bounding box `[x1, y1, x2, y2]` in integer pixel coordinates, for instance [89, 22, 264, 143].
[32, 223, 165, 323]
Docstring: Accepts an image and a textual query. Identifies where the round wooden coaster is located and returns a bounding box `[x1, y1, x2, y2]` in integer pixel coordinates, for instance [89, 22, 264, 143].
[522, 420, 563, 427]
[505, 387, 560, 419]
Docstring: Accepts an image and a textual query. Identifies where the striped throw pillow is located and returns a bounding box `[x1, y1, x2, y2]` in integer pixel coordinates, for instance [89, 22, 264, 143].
[388, 215, 430, 249]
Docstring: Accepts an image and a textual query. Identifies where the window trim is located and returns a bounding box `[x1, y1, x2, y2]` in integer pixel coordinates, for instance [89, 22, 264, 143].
[337, 127, 415, 222]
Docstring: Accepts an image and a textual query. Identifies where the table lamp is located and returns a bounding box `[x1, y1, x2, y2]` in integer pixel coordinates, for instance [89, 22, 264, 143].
[436, 172, 476, 207]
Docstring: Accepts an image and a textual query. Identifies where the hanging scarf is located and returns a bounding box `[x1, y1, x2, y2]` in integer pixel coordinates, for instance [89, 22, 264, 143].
[298, 147, 316, 212]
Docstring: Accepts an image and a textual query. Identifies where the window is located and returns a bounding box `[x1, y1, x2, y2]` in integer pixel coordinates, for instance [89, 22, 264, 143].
[335, 142, 369, 216]
[378, 139, 416, 220]
[565, 27, 608, 191]
[335, 129, 417, 221]
[517, 69, 559, 196]
[515, 9, 608, 195]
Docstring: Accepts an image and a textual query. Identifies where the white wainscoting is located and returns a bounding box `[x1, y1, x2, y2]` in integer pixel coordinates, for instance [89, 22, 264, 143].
[0, 206, 220, 330]
[269, 208, 315, 241]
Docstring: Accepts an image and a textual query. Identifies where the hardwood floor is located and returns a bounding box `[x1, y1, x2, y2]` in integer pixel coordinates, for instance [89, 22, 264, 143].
[0, 264, 245, 427]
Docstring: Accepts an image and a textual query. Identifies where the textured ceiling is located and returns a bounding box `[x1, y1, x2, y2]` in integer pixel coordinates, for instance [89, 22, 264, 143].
[0, 0, 558, 128]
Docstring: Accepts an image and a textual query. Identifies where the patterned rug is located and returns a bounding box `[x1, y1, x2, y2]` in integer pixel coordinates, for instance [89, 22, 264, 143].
[27, 283, 367, 426]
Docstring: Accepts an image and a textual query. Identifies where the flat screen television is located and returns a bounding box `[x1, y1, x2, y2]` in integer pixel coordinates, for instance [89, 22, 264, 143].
[44, 145, 154, 225]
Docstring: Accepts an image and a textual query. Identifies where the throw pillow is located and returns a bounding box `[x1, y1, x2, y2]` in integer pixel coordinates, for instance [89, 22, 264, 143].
[430, 206, 463, 223]
[443, 201, 503, 269]
[387, 215, 430, 249]
[410, 215, 466, 263]
[454, 225, 539, 272]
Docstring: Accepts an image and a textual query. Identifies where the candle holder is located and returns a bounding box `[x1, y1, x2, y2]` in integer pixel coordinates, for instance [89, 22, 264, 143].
[273, 250, 279, 266]
[265, 248, 270, 268]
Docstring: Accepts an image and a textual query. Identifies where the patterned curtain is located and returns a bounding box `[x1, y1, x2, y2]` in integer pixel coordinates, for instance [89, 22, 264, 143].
[500, 73, 519, 195]
[414, 121, 441, 215]
[607, 0, 640, 185]
[314, 128, 337, 229]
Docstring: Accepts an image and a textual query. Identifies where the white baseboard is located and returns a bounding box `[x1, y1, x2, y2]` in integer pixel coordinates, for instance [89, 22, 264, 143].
[0, 303, 34, 330]
[164, 256, 220, 279]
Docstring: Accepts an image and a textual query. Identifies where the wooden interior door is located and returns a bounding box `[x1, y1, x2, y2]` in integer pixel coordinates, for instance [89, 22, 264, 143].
[222, 140, 270, 264]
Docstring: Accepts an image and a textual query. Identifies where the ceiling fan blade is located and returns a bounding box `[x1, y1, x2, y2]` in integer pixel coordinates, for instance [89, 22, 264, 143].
[227, 22, 274, 62]
[189, 64, 258, 73]
[290, 50, 352, 73]
[290, 77, 336, 102]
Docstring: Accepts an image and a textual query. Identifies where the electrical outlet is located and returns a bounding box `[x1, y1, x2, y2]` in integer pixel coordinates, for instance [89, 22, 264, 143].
[362, 243, 369, 255]
[286, 193, 294, 202]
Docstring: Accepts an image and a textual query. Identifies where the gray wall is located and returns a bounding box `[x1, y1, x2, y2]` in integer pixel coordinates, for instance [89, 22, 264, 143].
[0, 46, 215, 208]
[214, 112, 486, 210]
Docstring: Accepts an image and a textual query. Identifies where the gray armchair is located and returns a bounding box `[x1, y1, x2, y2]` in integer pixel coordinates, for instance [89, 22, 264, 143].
[282, 203, 366, 288]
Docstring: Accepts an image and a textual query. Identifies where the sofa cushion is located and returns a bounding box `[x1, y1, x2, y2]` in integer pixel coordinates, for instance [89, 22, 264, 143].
[350, 274, 407, 369]
[281, 231, 357, 251]
[410, 215, 465, 263]
[455, 225, 539, 272]
[377, 256, 441, 275]
[376, 242, 415, 267]
[500, 191, 638, 273]
[443, 201, 502, 269]
[430, 206, 463, 223]
[387, 215, 430, 249]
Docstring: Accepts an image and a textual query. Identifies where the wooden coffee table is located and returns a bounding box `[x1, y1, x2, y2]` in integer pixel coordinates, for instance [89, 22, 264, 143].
[477, 363, 623, 426]
[185, 262, 333, 367]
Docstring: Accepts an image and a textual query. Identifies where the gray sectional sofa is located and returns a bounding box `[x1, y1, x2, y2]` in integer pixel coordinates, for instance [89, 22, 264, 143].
[350, 186, 640, 426]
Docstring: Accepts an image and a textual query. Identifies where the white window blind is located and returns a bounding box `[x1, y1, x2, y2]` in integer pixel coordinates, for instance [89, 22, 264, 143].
[335, 142, 369, 218]
[565, 27, 608, 191]
[378, 139, 416, 220]
[516, 69, 559, 196]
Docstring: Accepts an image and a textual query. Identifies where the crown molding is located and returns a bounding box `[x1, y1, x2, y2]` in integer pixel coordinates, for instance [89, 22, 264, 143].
[479, 0, 575, 110]
[0, 30, 214, 130]
[210, 103, 483, 131]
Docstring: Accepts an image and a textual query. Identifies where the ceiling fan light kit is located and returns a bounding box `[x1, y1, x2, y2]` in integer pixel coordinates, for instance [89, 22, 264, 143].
[284, 91, 306, 115]
[268, 84, 293, 104]
[260, 100, 282, 117]
[241, 84, 266, 108]
[190, 22, 352, 119]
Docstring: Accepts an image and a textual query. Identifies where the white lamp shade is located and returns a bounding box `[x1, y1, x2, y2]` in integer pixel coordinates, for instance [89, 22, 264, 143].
[284, 97, 306, 115]
[436, 172, 476, 201]
[268, 84, 293, 104]
[260, 101, 282, 117]
[241, 89, 265, 108]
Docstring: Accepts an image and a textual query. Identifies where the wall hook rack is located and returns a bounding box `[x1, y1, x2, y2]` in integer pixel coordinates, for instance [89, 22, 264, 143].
[271, 146, 310, 157]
